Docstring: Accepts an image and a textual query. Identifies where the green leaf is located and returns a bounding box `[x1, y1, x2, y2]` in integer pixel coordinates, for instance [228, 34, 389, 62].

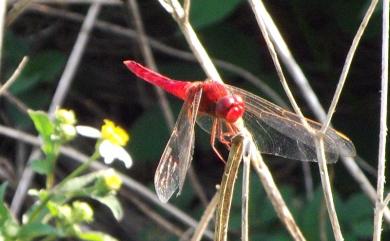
[351, 220, 373, 238]
[78, 231, 118, 241]
[28, 110, 54, 140]
[342, 193, 371, 221]
[200, 25, 265, 75]
[190, 0, 243, 28]
[59, 170, 106, 193]
[0, 183, 12, 225]
[91, 194, 123, 221]
[3, 33, 29, 67]
[0, 183, 6, 201]
[30, 159, 53, 175]
[10, 51, 66, 95]
[17, 223, 60, 239]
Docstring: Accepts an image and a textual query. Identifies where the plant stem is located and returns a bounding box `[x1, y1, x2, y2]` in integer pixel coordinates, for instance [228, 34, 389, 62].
[215, 134, 244, 241]
[28, 150, 100, 223]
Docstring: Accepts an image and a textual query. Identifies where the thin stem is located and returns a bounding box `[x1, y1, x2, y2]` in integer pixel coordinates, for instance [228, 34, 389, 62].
[158, 0, 223, 83]
[0, 56, 29, 96]
[321, 0, 379, 133]
[215, 134, 244, 241]
[123, 190, 184, 237]
[248, 0, 311, 132]
[250, 0, 390, 224]
[6, 0, 34, 26]
[28, 150, 100, 223]
[48, 2, 101, 115]
[373, 0, 389, 240]
[190, 190, 219, 241]
[251, 0, 327, 121]
[241, 138, 251, 241]
[250, 148, 306, 241]
[315, 137, 343, 241]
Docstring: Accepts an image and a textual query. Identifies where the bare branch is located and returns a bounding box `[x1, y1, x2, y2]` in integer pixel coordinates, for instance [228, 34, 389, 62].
[0, 56, 29, 96]
[247, 0, 311, 132]
[6, 0, 34, 26]
[48, 3, 101, 115]
[321, 0, 379, 133]
[190, 190, 219, 241]
[315, 137, 343, 241]
[373, 0, 389, 240]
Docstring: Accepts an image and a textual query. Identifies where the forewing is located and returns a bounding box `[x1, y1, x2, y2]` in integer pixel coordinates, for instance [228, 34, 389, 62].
[154, 88, 203, 203]
[226, 85, 356, 163]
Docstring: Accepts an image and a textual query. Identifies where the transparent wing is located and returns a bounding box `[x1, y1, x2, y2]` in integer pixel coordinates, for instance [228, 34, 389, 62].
[154, 88, 202, 203]
[225, 85, 356, 163]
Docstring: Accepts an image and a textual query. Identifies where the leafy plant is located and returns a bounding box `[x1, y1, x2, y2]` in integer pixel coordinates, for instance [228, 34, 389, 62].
[0, 109, 132, 241]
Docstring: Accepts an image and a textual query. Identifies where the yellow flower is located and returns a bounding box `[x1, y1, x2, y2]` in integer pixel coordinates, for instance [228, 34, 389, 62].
[101, 119, 129, 146]
[76, 120, 133, 168]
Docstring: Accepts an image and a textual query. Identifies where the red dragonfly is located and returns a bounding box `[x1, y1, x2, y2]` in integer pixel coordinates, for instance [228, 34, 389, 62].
[124, 60, 356, 203]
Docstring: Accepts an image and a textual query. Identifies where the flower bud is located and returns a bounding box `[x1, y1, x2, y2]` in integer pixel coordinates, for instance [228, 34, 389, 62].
[103, 169, 123, 191]
[72, 201, 94, 223]
[55, 109, 77, 125]
[59, 124, 77, 141]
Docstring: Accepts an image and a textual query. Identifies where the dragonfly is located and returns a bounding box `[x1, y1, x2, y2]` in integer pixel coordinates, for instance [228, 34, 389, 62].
[123, 60, 356, 203]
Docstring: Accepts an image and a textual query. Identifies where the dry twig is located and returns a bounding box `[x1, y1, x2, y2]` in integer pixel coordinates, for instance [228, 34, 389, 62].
[373, 0, 389, 240]
[0, 56, 29, 96]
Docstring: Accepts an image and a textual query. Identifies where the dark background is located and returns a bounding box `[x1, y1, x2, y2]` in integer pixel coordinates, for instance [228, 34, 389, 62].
[1, 0, 386, 240]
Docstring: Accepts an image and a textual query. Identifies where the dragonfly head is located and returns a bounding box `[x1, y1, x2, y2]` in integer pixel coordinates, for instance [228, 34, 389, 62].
[215, 95, 245, 123]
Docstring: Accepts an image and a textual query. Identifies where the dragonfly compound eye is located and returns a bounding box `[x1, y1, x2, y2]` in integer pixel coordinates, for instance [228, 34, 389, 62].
[215, 95, 245, 123]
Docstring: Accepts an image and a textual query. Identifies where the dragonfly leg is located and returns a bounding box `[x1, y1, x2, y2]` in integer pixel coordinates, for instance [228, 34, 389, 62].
[223, 123, 238, 140]
[210, 118, 226, 163]
[217, 119, 233, 150]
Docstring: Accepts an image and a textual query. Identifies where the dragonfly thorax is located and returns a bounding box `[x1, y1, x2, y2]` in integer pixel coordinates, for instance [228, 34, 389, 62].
[215, 95, 245, 123]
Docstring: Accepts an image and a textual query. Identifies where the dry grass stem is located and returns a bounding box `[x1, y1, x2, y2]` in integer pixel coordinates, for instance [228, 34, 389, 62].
[250, 1, 390, 230]
[158, 0, 223, 83]
[6, 0, 34, 26]
[0, 56, 28, 96]
[248, 0, 327, 121]
[248, 0, 311, 132]
[214, 134, 244, 241]
[123, 190, 184, 237]
[190, 190, 219, 241]
[250, 146, 306, 241]
[241, 138, 251, 241]
[249, 0, 390, 224]
[321, 0, 379, 133]
[373, 0, 389, 240]
[48, 2, 101, 114]
[315, 137, 343, 241]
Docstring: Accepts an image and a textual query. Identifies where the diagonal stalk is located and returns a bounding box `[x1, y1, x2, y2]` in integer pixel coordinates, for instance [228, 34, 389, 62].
[215, 134, 245, 241]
